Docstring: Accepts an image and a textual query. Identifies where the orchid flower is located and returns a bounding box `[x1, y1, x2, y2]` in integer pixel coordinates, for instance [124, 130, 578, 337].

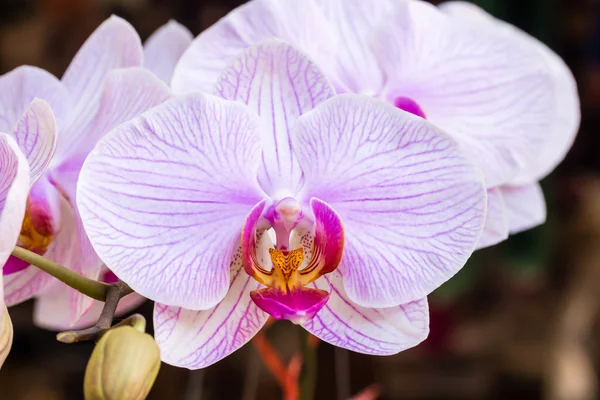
[78, 40, 487, 368]
[0, 16, 174, 329]
[0, 134, 29, 368]
[172, 0, 579, 249]
[32, 19, 192, 331]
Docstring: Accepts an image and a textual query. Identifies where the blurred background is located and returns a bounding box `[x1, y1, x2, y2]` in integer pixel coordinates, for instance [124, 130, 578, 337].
[0, 0, 598, 398]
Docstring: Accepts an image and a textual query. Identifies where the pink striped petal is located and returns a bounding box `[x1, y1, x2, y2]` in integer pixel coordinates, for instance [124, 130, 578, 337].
[501, 183, 546, 234]
[215, 40, 334, 197]
[144, 20, 193, 84]
[58, 16, 143, 157]
[293, 95, 486, 307]
[373, 1, 554, 188]
[172, 0, 335, 95]
[312, 0, 401, 93]
[475, 188, 508, 249]
[440, 1, 580, 184]
[302, 272, 429, 355]
[77, 94, 266, 310]
[0, 133, 29, 268]
[12, 99, 57, 184]
[0, 66, 70, 133]
[154, 257, 269, 369]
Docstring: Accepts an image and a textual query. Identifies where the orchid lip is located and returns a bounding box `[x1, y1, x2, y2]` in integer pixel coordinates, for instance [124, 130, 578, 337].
[241, 198, 344, 322]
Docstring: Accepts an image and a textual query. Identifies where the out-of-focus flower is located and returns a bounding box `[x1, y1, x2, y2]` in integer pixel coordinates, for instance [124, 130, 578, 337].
[172, 0, 579, 248]
[78, 40, 486, 368]
[84, 326, 160, 400]
[0, 133, 30, 368]
[144, 20, 193, 85]
[0, 16, 171, 328]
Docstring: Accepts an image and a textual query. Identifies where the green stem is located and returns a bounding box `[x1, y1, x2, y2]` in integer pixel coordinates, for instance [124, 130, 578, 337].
[11, 246, 110, 301]
[299, 330, 317, 400]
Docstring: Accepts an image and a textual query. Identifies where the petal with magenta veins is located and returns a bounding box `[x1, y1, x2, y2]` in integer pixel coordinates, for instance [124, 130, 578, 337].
[374, 1, 555, 188]
[154, 243, 269, 369]
[0, 66, 70, 133]
[0, 133, 29, 268]
[58, 16, 143, 157]
[144, 20, 193, 85]
[292, 94, 486, 308]
[475, 188, 508, 250]
[77, 93, 266, 310]
[440, 1, 580, 184]
[215, 40, 335, 197]
[302, 272, 429, 355]
[11, 99, 57, 184]
[501, 183, 546, 234]
[172, 0, 335, 95]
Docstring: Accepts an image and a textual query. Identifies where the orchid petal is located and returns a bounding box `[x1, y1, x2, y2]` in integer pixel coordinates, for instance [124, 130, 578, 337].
[56, 67, 170, 165]
[440, 1, 580, 184]
[302, 272, 429, 355]
[172, 0, 335, 95]
[475, 188, 508, 250]
[144, 20, 193, 84]
[373, 1, 554, 187]
[0, 133, 29, 268]
[3, 194, 69, 306]
[501, 183, 546, 234]
[215, 40, 334, 197]
[293, 95, 486, 307]
[77, 93, 265, 309]
[12, 99, 57, 184]
[34, 279, 145, 330]
[312, 0, 401, 93]
[154, 257, 269, 369]
[59, 16, 143, 156]
[0, 66, 70, 133]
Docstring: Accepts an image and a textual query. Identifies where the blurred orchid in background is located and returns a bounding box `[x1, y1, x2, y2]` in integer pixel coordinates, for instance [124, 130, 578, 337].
[0, 133, 29, 368]
[77, 40, 487, 368]
[0, 16, 193, 334]
[173, 0, 580, 249]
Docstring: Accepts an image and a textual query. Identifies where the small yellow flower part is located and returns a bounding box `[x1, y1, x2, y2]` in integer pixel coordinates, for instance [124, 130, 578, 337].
[84, 326, 160, 400]
[18, 211, 52, 254]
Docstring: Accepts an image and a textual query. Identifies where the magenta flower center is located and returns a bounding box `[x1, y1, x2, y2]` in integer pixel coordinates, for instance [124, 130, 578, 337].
[393, 96, 426, 119]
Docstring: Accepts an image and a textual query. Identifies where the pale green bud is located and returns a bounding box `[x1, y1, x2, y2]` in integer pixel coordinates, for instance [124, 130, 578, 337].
[84, 326, 161, 400]
[0, 304, 13, 368]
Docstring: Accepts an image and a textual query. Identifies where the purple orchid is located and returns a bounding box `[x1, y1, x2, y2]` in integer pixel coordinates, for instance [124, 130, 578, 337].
[0, 133, 30, 368]
[172, 0, 579, 249]
[77, 40, 486, 368]
[0, 17, 191, 329]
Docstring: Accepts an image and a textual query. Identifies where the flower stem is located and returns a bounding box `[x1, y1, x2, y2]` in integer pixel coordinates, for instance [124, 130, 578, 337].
[299, 330, 318, 400]
[11, 245, 110, 301]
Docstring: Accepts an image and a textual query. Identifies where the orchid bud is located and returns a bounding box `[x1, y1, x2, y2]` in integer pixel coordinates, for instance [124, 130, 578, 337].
[0, 305, 13, 368]
[84, 326, 160, 400]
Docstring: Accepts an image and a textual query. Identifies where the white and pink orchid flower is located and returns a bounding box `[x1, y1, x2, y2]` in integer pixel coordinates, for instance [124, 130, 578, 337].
[0, 17, 192, 329]
[172, 0, 579, 249]
[78, 40, 487, 368]
[32, 19, 192, 331]
[0, 134, 30, 368]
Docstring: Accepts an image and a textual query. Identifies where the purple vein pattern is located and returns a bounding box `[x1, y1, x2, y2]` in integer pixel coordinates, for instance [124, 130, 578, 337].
[215, 39, 335, 197]
[172, 0, 335, 95]
[303, 272, 429, 355]
[292, 95, 486, 307]
[77, 94, 266, 310]
[12, 99, 57, 184]
[154, 245, 269, 369]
